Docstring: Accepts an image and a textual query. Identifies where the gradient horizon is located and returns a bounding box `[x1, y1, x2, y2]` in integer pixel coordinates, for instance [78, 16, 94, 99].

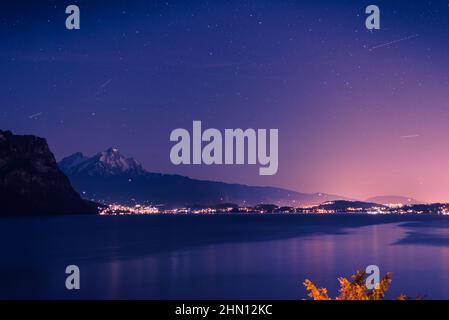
[1, 0, 449, 202]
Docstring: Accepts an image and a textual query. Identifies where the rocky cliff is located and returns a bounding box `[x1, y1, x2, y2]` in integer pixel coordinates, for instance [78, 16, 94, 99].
[0, 130, 97, 215]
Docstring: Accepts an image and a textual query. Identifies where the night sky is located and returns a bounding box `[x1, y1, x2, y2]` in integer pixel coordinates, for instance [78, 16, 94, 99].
[2, 0, 449, 202]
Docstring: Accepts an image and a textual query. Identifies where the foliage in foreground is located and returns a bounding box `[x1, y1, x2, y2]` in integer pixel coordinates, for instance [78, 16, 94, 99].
[304, 270, 395, 300]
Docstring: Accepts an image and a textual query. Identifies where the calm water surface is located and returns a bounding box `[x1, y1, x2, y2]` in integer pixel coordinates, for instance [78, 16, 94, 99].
[1, 214, 449, 299]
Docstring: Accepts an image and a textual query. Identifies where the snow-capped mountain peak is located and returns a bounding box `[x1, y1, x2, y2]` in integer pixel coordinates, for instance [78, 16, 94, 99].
[97, 148, 141, 172]
[59, 148, 145, 177]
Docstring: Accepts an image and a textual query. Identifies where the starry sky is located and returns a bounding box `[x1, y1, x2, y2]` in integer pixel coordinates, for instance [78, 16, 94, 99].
[2, 0, 449, 202]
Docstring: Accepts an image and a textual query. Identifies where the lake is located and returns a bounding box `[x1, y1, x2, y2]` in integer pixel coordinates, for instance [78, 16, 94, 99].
[1, 214, 449, 299]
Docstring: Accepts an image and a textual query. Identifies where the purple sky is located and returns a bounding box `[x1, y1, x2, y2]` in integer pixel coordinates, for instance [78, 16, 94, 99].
[2, 0, 449, 202]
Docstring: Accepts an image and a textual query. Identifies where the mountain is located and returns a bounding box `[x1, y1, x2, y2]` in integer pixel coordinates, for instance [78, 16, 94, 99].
[59, 148, 346, 207]
[0, 130, 98, 215]
[59, 148, 145, 177]
[316, 200, 386, 211]
[365, 195, 421, 205]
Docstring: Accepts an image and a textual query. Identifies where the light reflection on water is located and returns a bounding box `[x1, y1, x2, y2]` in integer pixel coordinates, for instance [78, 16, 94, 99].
[2, 215, 449, 299]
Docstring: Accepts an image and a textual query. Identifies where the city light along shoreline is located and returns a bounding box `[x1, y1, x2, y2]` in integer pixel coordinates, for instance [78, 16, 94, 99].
[98, 201, 449, 216]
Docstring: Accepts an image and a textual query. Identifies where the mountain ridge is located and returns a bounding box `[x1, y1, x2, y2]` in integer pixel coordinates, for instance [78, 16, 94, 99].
[59, 148, 349, 207]
[59, 147, 145, 177]
[365, 195, 421, 205]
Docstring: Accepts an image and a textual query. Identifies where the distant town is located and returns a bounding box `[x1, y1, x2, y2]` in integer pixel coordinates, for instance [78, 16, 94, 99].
[99, 200, 449, 216]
